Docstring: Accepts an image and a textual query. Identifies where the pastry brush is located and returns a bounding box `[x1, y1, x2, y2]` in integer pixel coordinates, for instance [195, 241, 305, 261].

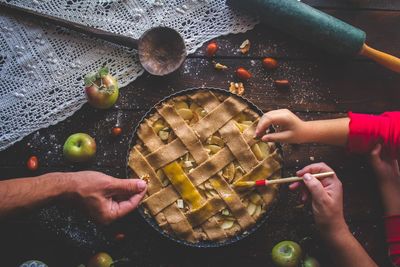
[233, 171, 335, 190]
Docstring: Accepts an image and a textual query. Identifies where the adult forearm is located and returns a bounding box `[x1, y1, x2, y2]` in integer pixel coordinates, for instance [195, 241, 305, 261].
[0, 172, 74, 218]
[304, 117, 349, 146]
[322, 226, 377, 267]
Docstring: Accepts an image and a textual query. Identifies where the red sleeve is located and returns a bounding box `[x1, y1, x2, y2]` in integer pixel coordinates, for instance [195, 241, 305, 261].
[385, 215, 400, 266]
[347, 112, 400, 158]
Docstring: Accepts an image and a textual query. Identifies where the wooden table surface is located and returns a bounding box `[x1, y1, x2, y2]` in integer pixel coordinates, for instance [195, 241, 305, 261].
[1, 1, 400, 266]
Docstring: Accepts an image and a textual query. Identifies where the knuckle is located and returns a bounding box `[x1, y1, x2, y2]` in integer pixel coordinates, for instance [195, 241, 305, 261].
[305, 163, 320, 170]
[319, 162, 332, 171]
[124, 180, 134, 191]
[310, 162, 331, 172]
[317, 162, 328, 168]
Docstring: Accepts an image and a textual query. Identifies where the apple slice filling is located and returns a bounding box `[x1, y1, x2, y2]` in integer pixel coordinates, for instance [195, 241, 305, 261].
[136, 94, 279, 241]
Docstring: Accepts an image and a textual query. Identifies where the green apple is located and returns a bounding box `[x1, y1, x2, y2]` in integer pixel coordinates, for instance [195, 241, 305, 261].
[87, 252, 113, 267]
[63, 133, 96, 162]
[272, 240, 302, 267]
[302, 256, 320, 267]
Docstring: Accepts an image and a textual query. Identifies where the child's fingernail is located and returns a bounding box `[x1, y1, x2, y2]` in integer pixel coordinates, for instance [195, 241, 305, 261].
[303, 174, 312, 181]
[137, 180, 147, 191]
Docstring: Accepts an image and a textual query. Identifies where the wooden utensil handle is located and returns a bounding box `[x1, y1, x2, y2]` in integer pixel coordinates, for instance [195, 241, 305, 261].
[0, 2, 138, 49]
[267, 171, 335, 185]
[360, 44, 400, 73]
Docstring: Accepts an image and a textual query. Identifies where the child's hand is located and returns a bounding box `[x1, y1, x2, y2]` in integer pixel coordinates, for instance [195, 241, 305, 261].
[255, 109, 349, 146]
[289, 163, 347, 234]
[370, 144, 400, 216]
[255, 109, 308, 143]
[370, 143, 400, 184]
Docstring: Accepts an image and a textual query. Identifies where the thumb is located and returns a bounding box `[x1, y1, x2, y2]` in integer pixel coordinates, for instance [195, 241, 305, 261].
[302, 173, 326, 200]
[111, 178, 147, 195]
[111, 189, 147, 221]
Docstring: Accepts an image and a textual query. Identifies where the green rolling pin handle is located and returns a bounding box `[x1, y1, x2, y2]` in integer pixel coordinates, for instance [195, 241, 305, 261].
[360, 44, 400, 73]
[227, 0, 400, 74]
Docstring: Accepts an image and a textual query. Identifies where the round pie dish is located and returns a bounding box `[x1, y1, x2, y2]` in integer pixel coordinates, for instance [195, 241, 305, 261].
[126, 87, 283, 247]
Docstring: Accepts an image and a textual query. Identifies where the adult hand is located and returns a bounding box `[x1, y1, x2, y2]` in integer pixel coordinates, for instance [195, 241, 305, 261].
[71, 171, 147, 224]
[255, 109, 308, 144]
[289, 163, 346, 233]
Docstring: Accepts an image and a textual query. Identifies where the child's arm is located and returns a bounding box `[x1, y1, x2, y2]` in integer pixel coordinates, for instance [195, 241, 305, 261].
[255, 109, 349, 145]
[255, 109, 400, 158]
[291, 163, 377, 267]
[370, 144, 400, 266]
[348, 112, 400, 158]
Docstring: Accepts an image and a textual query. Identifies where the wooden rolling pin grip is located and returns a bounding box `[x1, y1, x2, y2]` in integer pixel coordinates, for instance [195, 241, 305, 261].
[360, 44, 400, 73]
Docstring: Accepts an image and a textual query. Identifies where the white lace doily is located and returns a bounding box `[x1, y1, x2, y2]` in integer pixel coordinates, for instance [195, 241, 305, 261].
[0, 0, 258, 151]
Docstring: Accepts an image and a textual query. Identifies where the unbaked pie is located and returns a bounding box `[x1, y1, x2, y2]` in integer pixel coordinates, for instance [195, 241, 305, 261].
[128, 89, 282, 243]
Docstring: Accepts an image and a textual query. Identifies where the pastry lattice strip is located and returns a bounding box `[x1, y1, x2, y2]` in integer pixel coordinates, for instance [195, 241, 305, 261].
[129, 91, 281, 242]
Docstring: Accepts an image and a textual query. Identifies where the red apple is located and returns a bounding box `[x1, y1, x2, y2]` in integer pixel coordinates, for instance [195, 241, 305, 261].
[84, 67, 119, 109]
[63, 133, 96, 162]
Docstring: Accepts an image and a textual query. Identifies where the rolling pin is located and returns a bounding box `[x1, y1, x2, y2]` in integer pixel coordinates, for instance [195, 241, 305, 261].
[228, 0, 400, 73]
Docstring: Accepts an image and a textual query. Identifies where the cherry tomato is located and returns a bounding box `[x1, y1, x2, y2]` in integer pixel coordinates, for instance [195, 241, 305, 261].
[27, 156, 39, 171]
[111, 127, 122, 137]
[206, 42, 218, 57]
[114, 232, 126, 241]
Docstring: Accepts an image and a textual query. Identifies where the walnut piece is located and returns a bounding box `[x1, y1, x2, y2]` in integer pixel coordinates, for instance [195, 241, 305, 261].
[229, 82, 245, 96]
[239, 39, 250, 54]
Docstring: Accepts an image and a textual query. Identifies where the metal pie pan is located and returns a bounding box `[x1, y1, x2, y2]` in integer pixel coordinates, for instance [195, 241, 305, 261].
[125, 87, 283, 248]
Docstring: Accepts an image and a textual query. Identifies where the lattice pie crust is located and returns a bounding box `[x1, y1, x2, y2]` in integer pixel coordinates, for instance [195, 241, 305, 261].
[129, 90, 282, 243]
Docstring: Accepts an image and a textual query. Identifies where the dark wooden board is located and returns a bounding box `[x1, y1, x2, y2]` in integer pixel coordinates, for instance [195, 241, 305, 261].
[118, 59, 400, 113]
[0, 217, 391, 266]
[1, 2, 399, 267]
[0, 108, 388, 266]
[194, 10, 400, 58]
